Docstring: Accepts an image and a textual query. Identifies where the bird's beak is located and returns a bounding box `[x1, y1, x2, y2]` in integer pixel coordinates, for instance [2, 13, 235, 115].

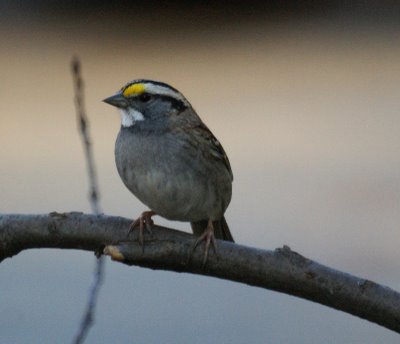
[103, 92, 128, 109]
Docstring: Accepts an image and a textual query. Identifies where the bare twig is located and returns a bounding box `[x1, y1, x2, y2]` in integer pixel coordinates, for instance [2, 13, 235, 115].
[71, 57, 104, 344]
[72, 57, 101, 215]
[1, 212, 399, 334]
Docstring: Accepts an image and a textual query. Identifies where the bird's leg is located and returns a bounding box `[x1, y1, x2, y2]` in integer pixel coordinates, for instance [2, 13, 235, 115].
[129, 210, 156, 246]
[193, 219, 218, 265]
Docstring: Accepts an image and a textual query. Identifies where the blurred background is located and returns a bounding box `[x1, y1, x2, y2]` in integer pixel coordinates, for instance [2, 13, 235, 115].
[1, 1, 400, 343]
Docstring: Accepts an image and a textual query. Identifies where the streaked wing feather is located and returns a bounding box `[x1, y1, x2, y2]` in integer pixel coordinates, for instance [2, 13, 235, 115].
[194, 122, 233, 181]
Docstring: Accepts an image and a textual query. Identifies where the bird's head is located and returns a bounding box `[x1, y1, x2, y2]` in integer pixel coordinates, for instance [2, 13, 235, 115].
[103, 79, 190, 128]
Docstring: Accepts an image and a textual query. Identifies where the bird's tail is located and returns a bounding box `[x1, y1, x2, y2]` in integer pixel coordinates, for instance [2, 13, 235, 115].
[190, 216, 234, 242]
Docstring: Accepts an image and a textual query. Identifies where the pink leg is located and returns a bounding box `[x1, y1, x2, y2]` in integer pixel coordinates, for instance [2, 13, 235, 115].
[193, 219, 217, 265]
[129, 210, 156, 246]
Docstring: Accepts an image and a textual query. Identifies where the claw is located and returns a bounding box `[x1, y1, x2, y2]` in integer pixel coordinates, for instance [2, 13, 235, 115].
[191, 219, 218, 266]
[128, 210, 156, 247]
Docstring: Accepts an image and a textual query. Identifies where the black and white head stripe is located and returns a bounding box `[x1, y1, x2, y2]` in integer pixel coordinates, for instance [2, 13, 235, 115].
[122, 79, 190, 106]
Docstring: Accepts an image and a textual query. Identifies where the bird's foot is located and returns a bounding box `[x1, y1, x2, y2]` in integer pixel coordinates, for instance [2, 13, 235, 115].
[129, 210, 156, 246]
[192, 219, 218, 266]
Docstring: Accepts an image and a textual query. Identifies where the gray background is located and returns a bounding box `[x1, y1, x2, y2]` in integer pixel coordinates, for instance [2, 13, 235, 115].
[1, 2, 400, 343]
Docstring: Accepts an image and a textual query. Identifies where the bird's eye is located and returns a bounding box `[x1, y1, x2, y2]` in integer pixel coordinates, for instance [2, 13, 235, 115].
[139, 93, 151, 102]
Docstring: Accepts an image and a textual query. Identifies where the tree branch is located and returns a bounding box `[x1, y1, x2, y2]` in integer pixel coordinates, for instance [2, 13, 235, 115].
[1, 212, 399, 333]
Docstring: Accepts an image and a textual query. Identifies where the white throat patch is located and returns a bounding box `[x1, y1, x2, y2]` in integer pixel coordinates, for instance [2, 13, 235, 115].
[120, 108, 144, 127]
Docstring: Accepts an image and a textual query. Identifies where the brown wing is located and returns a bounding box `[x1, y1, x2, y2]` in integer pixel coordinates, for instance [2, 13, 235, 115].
[170, 106, 233, 180]
[193, 122, 233, 181]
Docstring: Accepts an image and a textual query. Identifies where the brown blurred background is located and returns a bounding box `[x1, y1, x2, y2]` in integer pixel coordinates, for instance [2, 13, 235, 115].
[1, 1, 400, 343]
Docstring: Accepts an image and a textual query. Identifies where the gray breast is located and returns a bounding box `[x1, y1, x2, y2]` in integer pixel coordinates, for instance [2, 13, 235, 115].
[115, 127, 232, 222]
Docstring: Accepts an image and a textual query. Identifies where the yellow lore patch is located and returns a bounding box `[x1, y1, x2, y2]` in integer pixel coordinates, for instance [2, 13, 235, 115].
[122, 83, 146, 97]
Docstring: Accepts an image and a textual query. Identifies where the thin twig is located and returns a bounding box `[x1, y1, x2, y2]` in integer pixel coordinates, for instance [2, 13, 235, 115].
[72, 57, 101, 215]
[71, 56, 104, 344]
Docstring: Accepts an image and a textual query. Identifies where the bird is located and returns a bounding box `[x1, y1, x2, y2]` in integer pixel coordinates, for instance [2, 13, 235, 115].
[103, 79, 234, 263]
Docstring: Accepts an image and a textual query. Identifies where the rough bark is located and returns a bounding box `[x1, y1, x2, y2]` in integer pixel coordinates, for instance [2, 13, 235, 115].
[1, 212, 399, 333]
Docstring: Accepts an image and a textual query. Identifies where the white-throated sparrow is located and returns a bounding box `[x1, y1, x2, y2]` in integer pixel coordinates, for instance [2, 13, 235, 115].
[103, 79, 234, 262]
